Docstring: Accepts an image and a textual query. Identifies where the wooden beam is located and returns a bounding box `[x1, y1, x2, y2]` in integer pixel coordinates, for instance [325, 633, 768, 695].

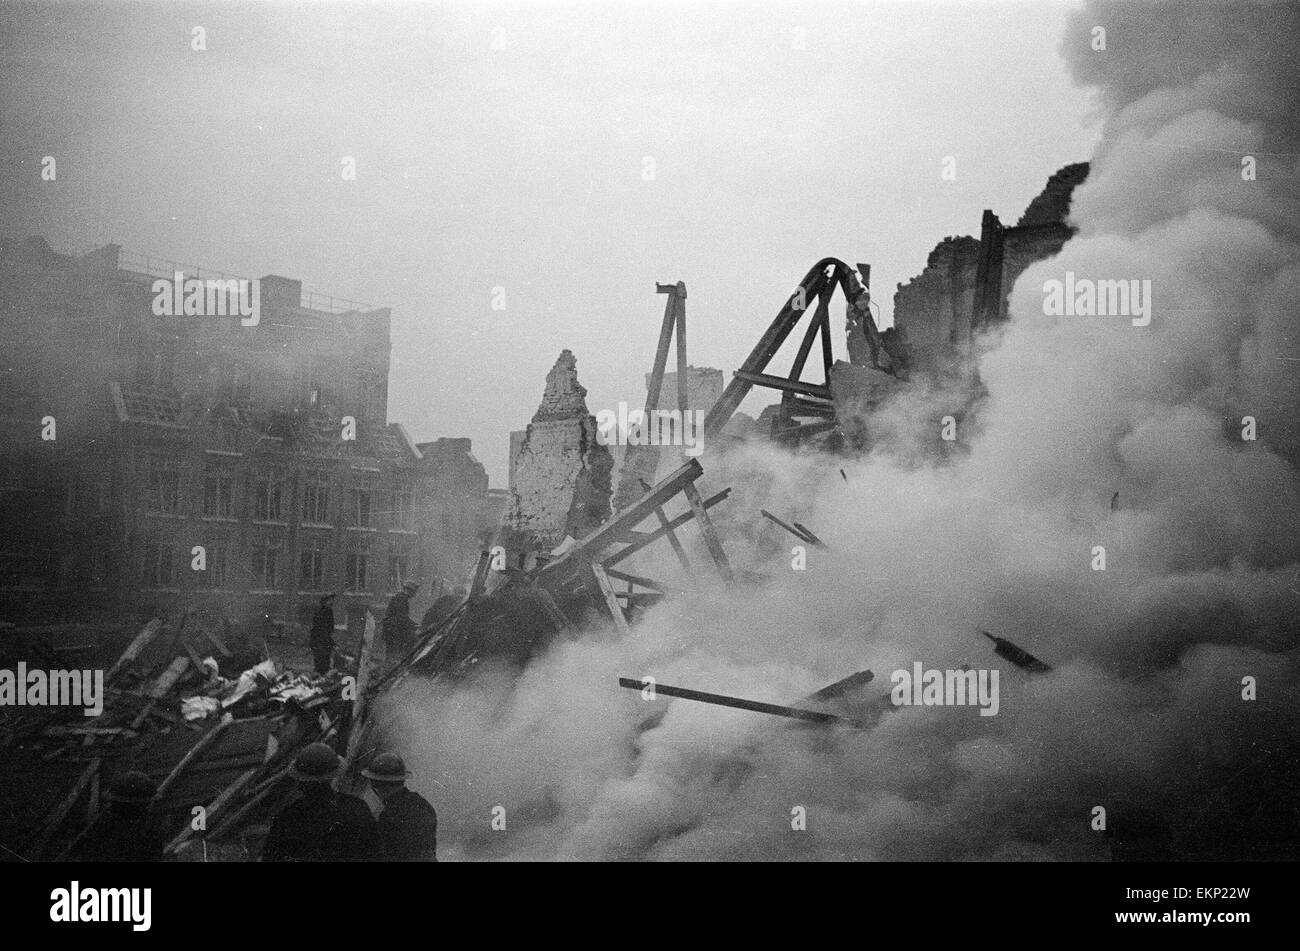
[792, 522, 829, 550]
[589, 562, 630, 632]
[799, 669, 874, 704]
[343, 610, 379, 773]
[760, 508, 814, 545]
[130, 655, 191, 729]
[29, 758, 99, 858]
[105, 618, 163, 683]
[617, 678, 866, 727]
[682, 482, 733, 584]
[601, 567, 667, 591]
[164, 767, 258, 855]
[152, 718, 231, 806]
[468, 550, 492, 598]
[604, 488, 731, 567]
[639, 477, 690, 570]
[732, 369, 831, 400]
[539, 459, 705, 578]
[673, 285, 689, 414]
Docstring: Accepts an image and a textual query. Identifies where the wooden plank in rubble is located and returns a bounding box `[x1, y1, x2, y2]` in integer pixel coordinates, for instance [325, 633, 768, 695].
[682, 482, 734, 584]
[538, 458, 705, 579]
[589, 562, 630, 632]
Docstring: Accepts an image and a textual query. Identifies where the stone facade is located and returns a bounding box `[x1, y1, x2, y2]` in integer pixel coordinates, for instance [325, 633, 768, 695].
[0, 237, 483, 634]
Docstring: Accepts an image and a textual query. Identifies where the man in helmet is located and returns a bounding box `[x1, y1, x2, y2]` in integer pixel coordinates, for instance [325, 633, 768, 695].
[262, 742, 376, 862]
[362, 752, 438, 862]
[382, 580, 419, 662]
[68, 770, 166, 862]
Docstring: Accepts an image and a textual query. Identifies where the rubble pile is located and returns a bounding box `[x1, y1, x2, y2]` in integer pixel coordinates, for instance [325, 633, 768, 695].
[0, 611, 367, 861]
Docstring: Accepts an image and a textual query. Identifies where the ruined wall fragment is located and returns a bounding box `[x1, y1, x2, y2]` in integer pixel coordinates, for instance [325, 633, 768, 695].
[500, 350, 612, 560]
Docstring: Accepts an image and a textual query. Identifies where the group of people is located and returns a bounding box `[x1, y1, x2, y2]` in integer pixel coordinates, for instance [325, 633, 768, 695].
[261, 743, 438, 862]
[72, 744, 438, 862]
[310, 579, 461, 676]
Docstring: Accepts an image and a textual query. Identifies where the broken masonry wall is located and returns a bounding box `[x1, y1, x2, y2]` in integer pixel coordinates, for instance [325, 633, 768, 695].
[500, 350, 613, 563]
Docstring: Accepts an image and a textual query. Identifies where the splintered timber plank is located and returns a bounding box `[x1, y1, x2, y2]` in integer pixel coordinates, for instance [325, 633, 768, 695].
[539, 459, 705, 576]
[164, 767, 258, 855]
[589, 563, 630, 632]
[603, 488, 731, 567]
[343, 610, 379, 771]
[105, 618, 163, 682]
[29, 758, 100, 858]
[129, 655, 191, 729]
[152, 718, 232, 805]
[469, 550, 493, 598]
[682, 482, 733, 584]
[601, 567, 667, 592]
[760, 508, 814, 545]
[617, 678, 865, 727]
[792, 522, 828, 550]
[639, 477, 690, 569]
[800, 670, 875, 704]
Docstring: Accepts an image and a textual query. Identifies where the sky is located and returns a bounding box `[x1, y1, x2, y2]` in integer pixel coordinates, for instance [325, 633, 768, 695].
[0, 0, 1100, 486]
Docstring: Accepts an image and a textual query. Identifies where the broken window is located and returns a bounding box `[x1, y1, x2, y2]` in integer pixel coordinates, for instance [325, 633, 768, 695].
[203, 464, 235, 518]
[302, 471, 331, 524]
[200, 542, 228, 588]
[346, 550, 368, 592]
[141, 540, 178, 587]
[300, 536, 327, 590]
[251, 542, 280, 590]
[388, 543, 411, 588]
[349, 485, 372, 528]
[296, 358, 324, 408]
[145, 456, 181, 514]
[390, 485, 414, 531]
[254, 470, 285, 522]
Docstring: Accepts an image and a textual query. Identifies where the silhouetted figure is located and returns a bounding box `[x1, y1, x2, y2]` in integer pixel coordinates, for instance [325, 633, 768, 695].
[310, 593, 337, 675]
[363, 753, 437, 862]
[382, 580, 419, 660]
[262, 743, 376, 862]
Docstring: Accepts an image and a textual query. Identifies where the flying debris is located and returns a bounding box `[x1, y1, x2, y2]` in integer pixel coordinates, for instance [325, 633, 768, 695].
[981, 630, 1053, 673]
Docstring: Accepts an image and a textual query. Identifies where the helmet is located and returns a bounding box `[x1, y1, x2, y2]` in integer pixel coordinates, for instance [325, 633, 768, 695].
[361, 752, 410, 783]
[290, 742, 342, 783]
[108, 770, 157, 804]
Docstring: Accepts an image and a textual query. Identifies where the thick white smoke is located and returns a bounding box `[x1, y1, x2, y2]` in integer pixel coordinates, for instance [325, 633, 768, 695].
[381, 1, 1300, 860]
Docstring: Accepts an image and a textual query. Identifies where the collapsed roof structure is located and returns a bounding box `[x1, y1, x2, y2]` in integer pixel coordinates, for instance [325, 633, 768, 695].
[0, 163, 1088, 860]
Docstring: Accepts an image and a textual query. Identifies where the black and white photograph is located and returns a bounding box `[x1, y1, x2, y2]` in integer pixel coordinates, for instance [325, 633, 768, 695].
[0, 0, 1296, 917]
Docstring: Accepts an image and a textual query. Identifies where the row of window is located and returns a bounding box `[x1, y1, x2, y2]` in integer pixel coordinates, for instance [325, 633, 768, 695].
[133, 352, 384, 422]
[140, 539, 413, 592]
[145, 460, 416, 530]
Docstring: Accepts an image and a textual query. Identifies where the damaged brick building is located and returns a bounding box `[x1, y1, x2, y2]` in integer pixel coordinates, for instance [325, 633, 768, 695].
[0, 238, 488, 633]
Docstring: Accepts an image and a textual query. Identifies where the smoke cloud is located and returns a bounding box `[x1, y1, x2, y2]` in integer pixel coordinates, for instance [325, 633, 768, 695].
[379, 1, 1300, 861]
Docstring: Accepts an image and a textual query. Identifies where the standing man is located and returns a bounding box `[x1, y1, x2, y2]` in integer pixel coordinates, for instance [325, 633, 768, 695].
[382, 580, 419, 661]
[362, 752, 438, 861]
[262, 743, 376, 862]
[309, 593, 337, 675]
